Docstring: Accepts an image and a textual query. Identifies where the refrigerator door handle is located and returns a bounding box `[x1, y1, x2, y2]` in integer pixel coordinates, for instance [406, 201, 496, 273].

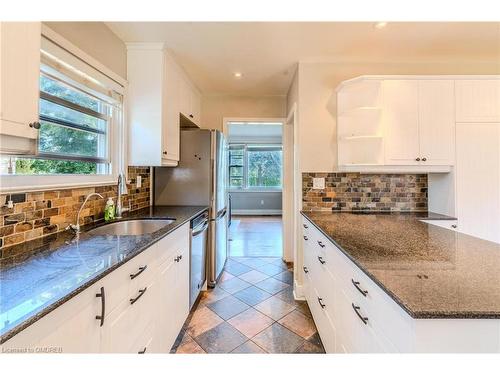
[215, 208, 227, 219]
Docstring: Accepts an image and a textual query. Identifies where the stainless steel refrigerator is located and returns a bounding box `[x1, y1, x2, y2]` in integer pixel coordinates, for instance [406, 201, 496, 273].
[154, 129, 228, 286]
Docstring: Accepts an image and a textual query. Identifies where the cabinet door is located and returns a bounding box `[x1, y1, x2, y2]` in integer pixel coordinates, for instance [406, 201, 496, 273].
[455, 80, 500, 122]
[179, 75, 191, 119]
[456, 122, 500, 243]
[173, 238, 190, 335]
[2, 282, 103, 353]
[418, 80, 455, 165]
[0, 22, 40, 140]
[382, 80, 420, 165]
[162, 52, 180, 162]
[190, 88, 201, 125]
[156, 258, 177, 352]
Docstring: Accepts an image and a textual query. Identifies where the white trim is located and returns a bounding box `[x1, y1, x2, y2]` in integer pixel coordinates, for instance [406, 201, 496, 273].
[0, 177, 117, 194]
[232, 209, 282, 216]
[337, 164, 452, 173]
[222, 117, 286, 138]
[335, 74, 500, 92]
[293, 280, 305, 300]
[41, 24, 127, 88]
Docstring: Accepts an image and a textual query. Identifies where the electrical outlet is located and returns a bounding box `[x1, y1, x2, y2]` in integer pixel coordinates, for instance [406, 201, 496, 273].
[313, 177, 325, 190]
[136, 175, 142, 188]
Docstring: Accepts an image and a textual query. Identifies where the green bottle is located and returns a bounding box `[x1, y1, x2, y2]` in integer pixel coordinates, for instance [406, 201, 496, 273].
[104, 197, 115, 222]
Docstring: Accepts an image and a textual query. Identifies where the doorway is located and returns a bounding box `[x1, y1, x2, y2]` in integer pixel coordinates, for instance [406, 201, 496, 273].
[223, 119, 285, 259]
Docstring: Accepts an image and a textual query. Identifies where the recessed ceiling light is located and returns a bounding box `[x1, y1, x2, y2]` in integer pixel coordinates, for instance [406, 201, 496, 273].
[374, 22, 388, 29]
[233, 72, 242, 78]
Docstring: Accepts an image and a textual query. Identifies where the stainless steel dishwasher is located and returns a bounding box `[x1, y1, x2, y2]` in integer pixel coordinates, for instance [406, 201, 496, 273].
[189, 210, 209, 309]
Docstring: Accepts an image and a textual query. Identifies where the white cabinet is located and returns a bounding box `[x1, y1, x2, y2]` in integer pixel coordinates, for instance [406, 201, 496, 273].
[455, 80, 500, 122]
[1, 222, 191, 353]
[418, 80, 455, 165]
[382, 80, 420, 165]
[382, 79, 455, 167]
[0, 22, 41, 154]
[127, 43, 202, 167]
[456, 122, 500, 243]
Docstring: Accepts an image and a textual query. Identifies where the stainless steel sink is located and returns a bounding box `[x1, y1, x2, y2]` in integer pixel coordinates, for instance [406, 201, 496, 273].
[86, 219, 175, 236]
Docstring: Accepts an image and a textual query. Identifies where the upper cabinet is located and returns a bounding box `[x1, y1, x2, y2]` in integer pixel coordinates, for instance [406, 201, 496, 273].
[455, 80, 500, 123]
[337, 76, 498, 173]
[0, 22, 41, 155]
[127, 43, 202, 167]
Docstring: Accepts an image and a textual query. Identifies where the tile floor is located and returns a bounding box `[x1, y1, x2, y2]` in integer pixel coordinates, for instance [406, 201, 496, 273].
[171, 256, 325, 354]
[229, 216, 283, 257]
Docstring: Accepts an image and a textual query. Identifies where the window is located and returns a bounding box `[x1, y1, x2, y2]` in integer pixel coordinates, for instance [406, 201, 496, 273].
[229, 144, 282, 190]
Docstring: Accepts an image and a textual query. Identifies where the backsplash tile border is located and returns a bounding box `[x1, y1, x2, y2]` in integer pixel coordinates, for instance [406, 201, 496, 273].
[302, 172, 428, 212]
[0, 166, 151, 250]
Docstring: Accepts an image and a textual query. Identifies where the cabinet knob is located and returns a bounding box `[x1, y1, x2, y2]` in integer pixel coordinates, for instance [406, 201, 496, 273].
[29, 121, 41, 129]
[451, 224, 457, 229]
[163, 151, 168, 155]
[189, 114, 194, 119]
[415, 157, 421, 161]
[422, 157, 427, 161]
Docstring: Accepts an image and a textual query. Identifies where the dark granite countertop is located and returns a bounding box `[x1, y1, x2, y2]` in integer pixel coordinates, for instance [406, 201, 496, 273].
[0, 205, 208, 343]
[301, 211, 500, 319]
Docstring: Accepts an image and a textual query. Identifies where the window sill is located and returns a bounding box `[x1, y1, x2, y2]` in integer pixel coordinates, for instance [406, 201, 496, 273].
[0, 173, 118, 194]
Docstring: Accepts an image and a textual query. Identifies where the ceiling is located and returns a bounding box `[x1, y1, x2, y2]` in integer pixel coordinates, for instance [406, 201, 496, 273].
[106, 22, 500, 96]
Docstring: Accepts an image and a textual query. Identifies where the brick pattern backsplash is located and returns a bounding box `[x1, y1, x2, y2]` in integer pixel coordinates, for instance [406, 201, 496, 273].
[0, 166, 150, 249]
[302, 172, 428, 212]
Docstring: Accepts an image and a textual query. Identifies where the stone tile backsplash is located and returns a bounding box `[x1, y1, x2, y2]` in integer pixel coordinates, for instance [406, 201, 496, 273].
[0, 166, 150, 249]
[302, 172, 428, 212]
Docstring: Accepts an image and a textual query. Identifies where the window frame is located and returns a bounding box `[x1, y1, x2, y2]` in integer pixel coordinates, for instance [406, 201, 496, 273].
[0, 26, 127, 193]
[228, 143, 283, 192]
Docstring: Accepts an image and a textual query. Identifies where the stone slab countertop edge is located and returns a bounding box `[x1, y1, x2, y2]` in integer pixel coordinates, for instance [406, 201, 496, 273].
[0, 205, 208, 344]
[300, 210, 500, 320]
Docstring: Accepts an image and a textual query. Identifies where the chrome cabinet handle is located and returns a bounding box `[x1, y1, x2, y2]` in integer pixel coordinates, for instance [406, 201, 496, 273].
[303, 266, 309, 274]
[178, 254, 183, 261]
[303, 224, 309, 229]
[130, 265, 147, 280]
[352, 303, 368, 325]
[422, 157, 427, 161]
[130, 287, 148, 305]
[95, 287, 105, 327]
[29, 121, 41, 129]
[415, 157, 421, 161]
[451, 224, 457, 228]
[174, 255, 180, 262]
[317, 256, 326, 264]
[317, 241, 325, 248]
[138, 347, 147, 354]
[351, 279, 368, 297]
[318, 297, 326, 309]
[303, 235, 308, 241]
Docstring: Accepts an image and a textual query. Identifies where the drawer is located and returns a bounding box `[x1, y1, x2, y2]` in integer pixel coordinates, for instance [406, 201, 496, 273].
[306, 278, 335, 353]
[156, 223, 190, 267]
[326, 241, 412, 351]
[334, 286, 391, 353]
[134, 321, 156, 354]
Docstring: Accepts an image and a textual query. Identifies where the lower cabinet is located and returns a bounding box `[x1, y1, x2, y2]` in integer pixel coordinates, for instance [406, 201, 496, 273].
[1, 222, 191, 353]
[301, 216, 500, 353]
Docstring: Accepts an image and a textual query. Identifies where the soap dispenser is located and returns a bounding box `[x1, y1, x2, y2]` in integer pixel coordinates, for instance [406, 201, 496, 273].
[104, 197, 115, 222]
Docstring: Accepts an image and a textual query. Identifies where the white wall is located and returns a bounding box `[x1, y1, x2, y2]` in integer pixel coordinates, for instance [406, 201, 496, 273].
[201, 95, 287, 130]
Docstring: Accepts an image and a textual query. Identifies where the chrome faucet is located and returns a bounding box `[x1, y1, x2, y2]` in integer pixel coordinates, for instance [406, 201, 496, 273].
[116, 173, 129, 218]
[67, 192, 104, 234]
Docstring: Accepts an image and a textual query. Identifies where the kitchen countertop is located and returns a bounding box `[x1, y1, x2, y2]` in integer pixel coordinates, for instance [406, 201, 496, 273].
[301, 211, 500, 319]
[0, 205, 208, 344]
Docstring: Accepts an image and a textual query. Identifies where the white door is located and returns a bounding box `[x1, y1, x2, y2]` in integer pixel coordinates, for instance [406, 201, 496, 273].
[0, 22, 40, 140]
[418, 80, 455, 165]
[455, 80, 500, 123]
[456, 122, 500, 243]
[382, 80, 420, 165]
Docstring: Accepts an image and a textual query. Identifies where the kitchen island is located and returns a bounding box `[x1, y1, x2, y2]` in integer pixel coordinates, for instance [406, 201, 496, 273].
[300, 211, 500, 353]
